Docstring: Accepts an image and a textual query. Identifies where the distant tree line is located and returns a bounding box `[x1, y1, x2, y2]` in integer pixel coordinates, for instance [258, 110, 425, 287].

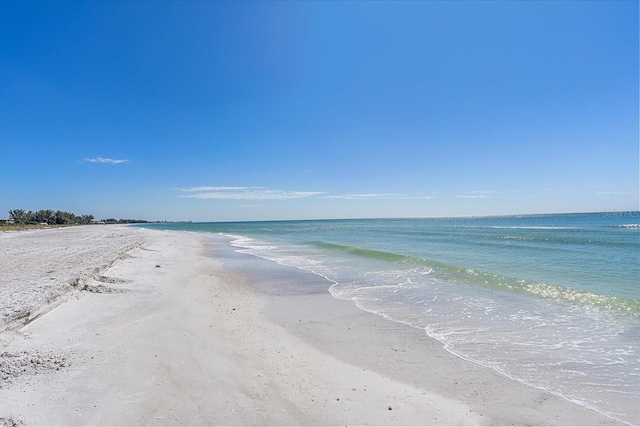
[7, 209, 150, 225]
[101, 218, 150, 224]
[8, 209, 94, 225]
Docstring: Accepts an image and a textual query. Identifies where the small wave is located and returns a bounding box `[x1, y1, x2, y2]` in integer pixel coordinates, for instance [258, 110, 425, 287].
[525, 283, 640, 314]
[227, 234, 640, 318]
[487, 226, 575, 230]
[618, 224, 640, 229]
[312, 240, 640, 316]
[313, 242, 427, 264]
[228, 235, 274, 248]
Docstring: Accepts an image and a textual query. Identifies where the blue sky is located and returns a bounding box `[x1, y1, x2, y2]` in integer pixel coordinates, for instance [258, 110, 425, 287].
[1, 1, 637, 221]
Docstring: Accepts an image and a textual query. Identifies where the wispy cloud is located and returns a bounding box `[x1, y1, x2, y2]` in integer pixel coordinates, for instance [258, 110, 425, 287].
[179, 186, 259, 192]
[595, 191, 634, 195]
[457, 190, 498, 199]
[180, 187, 324, 200]
[179, 186, 434, 201]
[323, 193, 433, 200]
[83, 156, 129, 165]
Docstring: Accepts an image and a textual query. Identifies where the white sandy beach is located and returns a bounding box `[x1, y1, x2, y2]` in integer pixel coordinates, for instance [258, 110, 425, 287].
[0, 226, 620, 425]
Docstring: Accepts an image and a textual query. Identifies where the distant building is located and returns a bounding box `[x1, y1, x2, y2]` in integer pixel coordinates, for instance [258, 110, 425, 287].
[0, 218, 15, 225]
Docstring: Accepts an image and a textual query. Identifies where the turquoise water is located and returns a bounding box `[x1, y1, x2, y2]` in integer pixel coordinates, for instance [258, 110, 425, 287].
[137, 212, 640, 424]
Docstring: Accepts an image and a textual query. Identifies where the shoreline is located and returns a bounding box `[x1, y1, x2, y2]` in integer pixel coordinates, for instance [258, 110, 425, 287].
[0, 227, 623, 425]
[207, 234, 622, 426]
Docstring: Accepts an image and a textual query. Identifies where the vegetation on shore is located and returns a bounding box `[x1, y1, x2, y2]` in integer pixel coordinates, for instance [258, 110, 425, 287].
[7, 209, 94, 226]
[2, 209, 151, 229]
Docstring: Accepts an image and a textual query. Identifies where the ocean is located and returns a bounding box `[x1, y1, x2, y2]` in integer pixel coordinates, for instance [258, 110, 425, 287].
[137, 212, 640, 424]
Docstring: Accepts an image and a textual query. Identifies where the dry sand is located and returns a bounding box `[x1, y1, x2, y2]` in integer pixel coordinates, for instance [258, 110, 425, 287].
[0, 226, 621, 425]
[0, 225, 146, 333]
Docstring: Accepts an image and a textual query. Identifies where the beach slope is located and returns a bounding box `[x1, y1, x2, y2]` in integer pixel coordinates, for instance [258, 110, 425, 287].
[0, 227, 617, 425]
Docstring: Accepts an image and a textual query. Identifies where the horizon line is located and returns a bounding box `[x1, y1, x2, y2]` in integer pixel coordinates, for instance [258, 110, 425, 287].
[132, 209, 640, 225]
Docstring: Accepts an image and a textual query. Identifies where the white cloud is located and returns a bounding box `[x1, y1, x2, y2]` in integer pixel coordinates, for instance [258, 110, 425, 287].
[180, 187, 324, 200]
[595, 191, 633, 195]
[324, 193, 432, 200]
[179, 186, 259, 192]
[457, 190, 500, 199]
[179, 186, 433, 202]
[83, 156, 128, 165]
[457, 195, 489, 199]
